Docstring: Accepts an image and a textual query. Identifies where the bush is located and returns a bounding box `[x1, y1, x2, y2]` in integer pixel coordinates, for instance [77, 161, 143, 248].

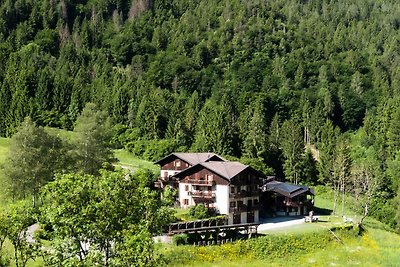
[173, 234, 189, 246]
[142, 139, 178, 162]
[188, 204, 209, 219]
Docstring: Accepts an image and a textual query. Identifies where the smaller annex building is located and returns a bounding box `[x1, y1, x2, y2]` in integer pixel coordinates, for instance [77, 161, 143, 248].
[260, 179, 315, 216]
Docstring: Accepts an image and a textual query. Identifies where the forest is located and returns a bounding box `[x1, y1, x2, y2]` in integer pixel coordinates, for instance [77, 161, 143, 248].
[0, 0, 400, 264]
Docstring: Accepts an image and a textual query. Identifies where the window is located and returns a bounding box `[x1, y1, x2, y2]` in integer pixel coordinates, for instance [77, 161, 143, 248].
[230, 201, 236, 208]
[230, 187, 235, 194]
[175, 161, 181, 167]
[248, 199, 253, 207]
[185, 185, 189, 191]
[183, 199, 189, 205]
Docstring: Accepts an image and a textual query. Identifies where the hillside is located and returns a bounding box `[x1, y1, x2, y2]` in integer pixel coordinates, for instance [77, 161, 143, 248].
[0, 0, 399, 243]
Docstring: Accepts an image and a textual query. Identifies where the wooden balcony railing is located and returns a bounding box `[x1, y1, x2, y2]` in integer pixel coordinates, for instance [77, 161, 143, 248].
[188, 191, 216, 198]
[185, 179, 215, 186]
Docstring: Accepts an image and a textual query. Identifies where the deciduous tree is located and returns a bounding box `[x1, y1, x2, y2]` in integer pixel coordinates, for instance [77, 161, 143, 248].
[72, 103, 115, 175]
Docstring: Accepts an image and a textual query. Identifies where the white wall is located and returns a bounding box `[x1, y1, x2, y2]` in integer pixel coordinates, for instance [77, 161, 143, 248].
[240, 212, 247, 223]
[179, 182, 193, 208]
[228, 215, 233, 225]
[215, 184, 229, 215]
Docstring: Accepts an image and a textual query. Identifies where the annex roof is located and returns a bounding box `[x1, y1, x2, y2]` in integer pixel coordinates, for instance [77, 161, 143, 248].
[262, 181, 314, 198]
[154, 152, 226, 166]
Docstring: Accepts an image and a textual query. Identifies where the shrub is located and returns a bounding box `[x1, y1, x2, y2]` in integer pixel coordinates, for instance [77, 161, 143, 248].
[188, 204, 209, 219]
[173, 234, 189, 246]
[143, 139, 178, 162]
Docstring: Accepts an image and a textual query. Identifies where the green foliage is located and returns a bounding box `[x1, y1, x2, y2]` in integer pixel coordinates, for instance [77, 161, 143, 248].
[162, 228, 359, 265]
[0, 202, 37, 267]
[172, 234, 189, 246]
[2, 117, 65, 206]
[280, 117, 303, 183]
[188, 204, 209, 220]
[112, 227, 159, 267]
[72, 103, 116, 175]
[40, 168, 174, 265]
[0, 0, 399, 233]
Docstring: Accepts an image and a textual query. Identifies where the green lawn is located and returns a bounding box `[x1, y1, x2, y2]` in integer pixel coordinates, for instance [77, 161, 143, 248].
[113, 149, 159, 173]
[0, 137, 10, 207]
[0, 137, 10, 165]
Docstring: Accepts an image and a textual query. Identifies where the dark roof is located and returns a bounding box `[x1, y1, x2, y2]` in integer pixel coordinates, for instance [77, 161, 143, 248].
[262, 181, 314, 198]
[154, 152, 226, 166]
[173, 161, 266, 181]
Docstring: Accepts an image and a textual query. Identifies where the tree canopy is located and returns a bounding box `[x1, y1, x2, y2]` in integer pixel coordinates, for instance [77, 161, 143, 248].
[0, 0, 399, 230]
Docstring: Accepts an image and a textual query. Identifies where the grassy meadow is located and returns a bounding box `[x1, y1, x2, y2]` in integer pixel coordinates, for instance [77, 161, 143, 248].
[0, 137, 10, 207]
[114, 149, 159, 173]
[164, 227, 400, 267]
[0, 137, 10, 164]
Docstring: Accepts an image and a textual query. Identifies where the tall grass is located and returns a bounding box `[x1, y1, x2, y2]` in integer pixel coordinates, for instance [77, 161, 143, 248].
[161, 227, 400, 267]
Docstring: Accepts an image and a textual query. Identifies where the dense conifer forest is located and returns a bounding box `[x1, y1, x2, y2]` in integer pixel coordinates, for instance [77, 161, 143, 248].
[0, 0, 399, 231]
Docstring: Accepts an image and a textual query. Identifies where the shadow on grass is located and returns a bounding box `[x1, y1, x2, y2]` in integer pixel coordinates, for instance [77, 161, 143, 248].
[314, 206, 332, 215]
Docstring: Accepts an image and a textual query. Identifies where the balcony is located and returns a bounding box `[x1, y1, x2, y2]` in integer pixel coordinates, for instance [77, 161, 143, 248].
[231, 190, 259, 199]
[185, 179, 215, 186]
[154, 181, 162, 188]
[188, 191, 216, 198]
[229, 204, 260, 213]
[160, 175, 177, 182]
[229, 204, 247, 213]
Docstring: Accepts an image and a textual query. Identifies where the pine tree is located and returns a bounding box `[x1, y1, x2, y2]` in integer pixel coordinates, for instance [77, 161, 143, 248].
[242, 97, 268, 159]
[280, 117, 303, 184]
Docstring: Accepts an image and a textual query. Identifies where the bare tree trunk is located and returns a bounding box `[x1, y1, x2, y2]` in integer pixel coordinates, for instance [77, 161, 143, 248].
[361, 202, 369, 224]
[341, 179, 345, 217]
[333, 181, 338, 215]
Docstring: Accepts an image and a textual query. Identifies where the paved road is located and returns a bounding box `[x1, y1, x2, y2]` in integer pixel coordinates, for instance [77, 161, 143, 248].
[258, 216, 305, 232]
[26, 223, 40, 243]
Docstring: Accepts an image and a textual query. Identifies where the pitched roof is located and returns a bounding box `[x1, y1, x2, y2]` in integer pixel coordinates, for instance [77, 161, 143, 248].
[154, 152, 225, 166]
[201, 161, 248, 180]
[262, 181, 314, 198]
[173, 161, 265, 181]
